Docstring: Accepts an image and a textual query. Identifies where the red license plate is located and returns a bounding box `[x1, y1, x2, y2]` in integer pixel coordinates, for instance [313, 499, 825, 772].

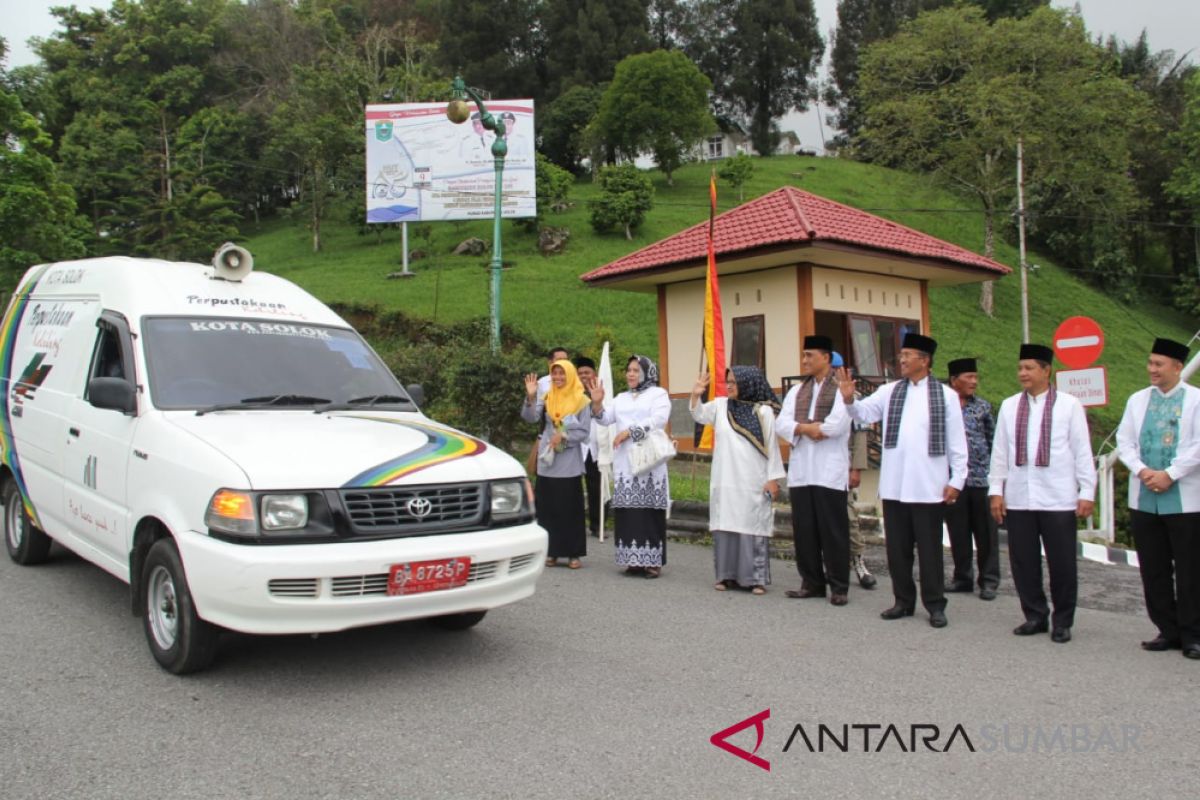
[387, 557, 472, 596]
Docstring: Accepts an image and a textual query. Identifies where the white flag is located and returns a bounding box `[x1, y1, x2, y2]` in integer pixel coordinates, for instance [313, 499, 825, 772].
[596, 341, 615, 541]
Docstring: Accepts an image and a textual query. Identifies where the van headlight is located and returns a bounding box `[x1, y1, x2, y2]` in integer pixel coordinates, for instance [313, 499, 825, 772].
[261, 494, 308, 530]
[204, 489, 332, 540]
[490, 479, 533, 523]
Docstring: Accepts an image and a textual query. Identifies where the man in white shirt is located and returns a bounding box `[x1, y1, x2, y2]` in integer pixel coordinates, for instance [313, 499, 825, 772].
[989, 343, 1095, 644]
[1115, 337, 1200, 660]
[777, 335, 853, 605]
[838, 333, 968, 628]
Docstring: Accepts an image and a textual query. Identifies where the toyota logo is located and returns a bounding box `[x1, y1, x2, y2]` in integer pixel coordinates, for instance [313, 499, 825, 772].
[406, 497, 433, 519]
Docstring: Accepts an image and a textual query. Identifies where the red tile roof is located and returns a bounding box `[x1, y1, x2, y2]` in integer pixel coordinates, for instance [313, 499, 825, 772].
[581, 186, 1010, 282]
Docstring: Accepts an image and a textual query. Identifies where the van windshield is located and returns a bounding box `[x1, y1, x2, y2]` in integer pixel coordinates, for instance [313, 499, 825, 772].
[142, 317, 409, 410]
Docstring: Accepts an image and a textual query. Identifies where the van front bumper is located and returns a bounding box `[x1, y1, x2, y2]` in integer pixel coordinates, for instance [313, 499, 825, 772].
[174, 523, 548, 635]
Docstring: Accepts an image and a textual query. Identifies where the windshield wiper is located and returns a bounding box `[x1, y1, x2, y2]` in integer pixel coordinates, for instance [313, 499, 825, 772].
[196, 394, 331, 416]
[314, 394, 414, 413]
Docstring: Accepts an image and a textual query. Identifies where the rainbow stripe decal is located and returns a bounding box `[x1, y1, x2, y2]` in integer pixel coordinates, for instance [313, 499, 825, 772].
[341, 416, 488, 487]
[0, 265, 52, 528]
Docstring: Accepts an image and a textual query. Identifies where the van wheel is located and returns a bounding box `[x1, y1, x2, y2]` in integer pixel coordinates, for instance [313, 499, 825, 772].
[432, 610, 487, 630]
[4, 481, 51, 565]
[142, 538, 219, 674]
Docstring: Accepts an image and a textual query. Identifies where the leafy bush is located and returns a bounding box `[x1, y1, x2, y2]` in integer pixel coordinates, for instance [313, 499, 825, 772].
[332, 303, 555, 451]
[717, 153, 755, 202]
[515, 153, 574, 234]
[588, 163, 654, 240]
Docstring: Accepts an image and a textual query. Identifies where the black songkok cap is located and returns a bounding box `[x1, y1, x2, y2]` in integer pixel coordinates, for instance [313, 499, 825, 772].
[902, 333, 937, 356]
[572, 356, 596, 371]
[1019, 343, 1054, 364]
[803, 335, 834, 352]
[947, 358, 977, 377]
[1151, 338, 1189, 363]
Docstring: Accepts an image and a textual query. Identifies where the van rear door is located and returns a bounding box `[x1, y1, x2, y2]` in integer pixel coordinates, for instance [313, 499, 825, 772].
[6, 295, 99, 540]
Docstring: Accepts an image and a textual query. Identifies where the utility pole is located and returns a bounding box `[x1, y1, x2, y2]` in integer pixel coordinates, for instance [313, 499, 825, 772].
[1017, 138, 1030, 343]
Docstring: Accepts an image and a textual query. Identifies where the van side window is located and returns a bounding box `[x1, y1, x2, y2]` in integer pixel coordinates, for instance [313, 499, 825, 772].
[91, 327, 125, 380]
[85, 312, 135, 399]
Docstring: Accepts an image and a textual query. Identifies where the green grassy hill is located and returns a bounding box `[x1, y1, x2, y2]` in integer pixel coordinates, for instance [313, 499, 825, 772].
[242, 155, 1197, 437]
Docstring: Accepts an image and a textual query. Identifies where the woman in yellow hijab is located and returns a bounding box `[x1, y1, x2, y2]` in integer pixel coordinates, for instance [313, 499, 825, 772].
[543, 359, 588, 426]
[522, 358, 593, 568]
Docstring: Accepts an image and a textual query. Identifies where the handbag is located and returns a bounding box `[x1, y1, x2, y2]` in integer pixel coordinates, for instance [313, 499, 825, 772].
[537, 441, 556, 469]
[629, 428, 677, 476]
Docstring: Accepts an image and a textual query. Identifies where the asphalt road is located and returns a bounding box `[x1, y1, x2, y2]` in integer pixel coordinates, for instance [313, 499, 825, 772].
[1, 536, 1195, 800]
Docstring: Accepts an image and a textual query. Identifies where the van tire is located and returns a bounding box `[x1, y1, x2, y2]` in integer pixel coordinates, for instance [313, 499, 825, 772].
[432, 610, 487, 630]
[141, 538, 219, 674]
[4, 481, 51, 565]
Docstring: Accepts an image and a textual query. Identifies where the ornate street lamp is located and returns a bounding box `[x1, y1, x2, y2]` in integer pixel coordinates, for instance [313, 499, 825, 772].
[446, 76, 508, 353]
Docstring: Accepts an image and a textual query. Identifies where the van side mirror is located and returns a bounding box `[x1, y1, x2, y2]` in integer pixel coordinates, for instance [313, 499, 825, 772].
[88, 377, 137, 414]
[405, 383, 425, 407]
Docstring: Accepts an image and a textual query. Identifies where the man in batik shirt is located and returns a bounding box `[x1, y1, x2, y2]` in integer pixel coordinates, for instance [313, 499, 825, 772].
[944, 357, 999, 600]
[1116, 337, 1200, 660]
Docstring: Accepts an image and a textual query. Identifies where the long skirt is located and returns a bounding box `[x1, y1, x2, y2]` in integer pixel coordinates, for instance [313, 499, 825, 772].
[613, 507, 667, 567]
[713, 531, 771, 587]
[535, 475, 586, 559]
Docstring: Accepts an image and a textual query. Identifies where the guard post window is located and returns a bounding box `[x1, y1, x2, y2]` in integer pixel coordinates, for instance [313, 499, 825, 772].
[731, 315, 765, 371]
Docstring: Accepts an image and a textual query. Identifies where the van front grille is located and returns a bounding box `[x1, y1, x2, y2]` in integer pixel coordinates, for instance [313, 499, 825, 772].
[340, 483, 484, 533]
[267, 578, 319, 598]
[508, 553, 538, 573]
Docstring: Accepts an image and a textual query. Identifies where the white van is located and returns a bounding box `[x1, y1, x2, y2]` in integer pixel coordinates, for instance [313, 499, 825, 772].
[1, 247, 547, 673]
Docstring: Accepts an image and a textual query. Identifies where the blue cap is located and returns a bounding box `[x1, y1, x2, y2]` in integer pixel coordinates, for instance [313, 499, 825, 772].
[831, 351, 844, 368]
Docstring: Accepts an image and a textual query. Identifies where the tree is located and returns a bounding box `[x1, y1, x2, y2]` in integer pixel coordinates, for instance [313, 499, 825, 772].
[857, 5, 1149, 312]
[434, 0, 547, 102]
[36, 0, 243, 259]
[1107, 31, 1198, 298]
[823, 1, 1047, 148]
[1166, 72, 1200, 313]
[267, 62, 361, 253]
[589, 163, 654, 239]
[824, 1, 943, 149]
[543, 0, 653, 97]
[648, 0, 687, 50]
[590, 49, 715, 185]
[717, 152, 754, 202]
[681, 0, 822, 157]
[1167, 73, 1200, 212]
[0, 39, 88, 275]
[539, 84, 602, 173]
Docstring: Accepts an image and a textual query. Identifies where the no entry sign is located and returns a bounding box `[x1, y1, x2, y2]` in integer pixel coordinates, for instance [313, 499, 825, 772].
[1053, 316, 1104, 369]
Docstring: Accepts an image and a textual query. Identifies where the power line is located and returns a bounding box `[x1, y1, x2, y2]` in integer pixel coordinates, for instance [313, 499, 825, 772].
[120, 154, 1200, 232]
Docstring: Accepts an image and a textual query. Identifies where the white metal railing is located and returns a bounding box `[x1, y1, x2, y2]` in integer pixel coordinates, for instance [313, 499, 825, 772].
[1086, 449, 1120, 542]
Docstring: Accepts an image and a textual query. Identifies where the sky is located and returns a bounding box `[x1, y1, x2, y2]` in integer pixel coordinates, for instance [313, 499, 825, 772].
[3, 0, 1198, 151]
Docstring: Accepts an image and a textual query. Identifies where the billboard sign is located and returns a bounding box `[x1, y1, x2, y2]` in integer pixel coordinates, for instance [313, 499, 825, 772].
[365, 101, 536, 223]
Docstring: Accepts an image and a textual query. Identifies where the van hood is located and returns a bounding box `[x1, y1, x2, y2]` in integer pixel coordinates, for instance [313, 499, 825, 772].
[164, 411, 520, 489]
